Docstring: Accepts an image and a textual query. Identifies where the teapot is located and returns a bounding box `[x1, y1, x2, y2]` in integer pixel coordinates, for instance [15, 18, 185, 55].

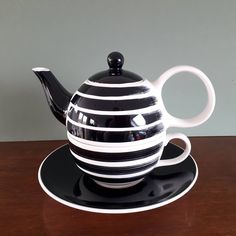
[33, 52, 215, 189]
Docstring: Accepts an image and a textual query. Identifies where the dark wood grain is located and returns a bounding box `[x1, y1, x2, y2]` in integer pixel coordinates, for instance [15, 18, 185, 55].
[0, 137, 235, 236]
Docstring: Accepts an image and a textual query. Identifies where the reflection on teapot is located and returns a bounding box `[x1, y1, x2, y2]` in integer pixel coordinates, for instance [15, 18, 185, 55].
[33, 52, 215, 189]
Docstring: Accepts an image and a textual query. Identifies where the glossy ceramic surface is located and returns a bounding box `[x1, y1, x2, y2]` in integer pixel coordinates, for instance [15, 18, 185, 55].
[38, 143, 198, 214]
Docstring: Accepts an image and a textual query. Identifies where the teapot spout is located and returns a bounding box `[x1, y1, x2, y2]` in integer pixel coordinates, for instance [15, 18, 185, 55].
[32, 67, 72, 125]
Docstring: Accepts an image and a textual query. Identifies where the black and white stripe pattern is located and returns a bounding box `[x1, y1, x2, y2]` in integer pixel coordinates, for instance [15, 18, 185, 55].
[66, 78, 166, 188]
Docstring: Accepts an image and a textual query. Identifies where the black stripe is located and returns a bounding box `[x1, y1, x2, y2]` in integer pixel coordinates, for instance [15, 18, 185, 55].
[67, 122, 164, 142]
[69, 142, 163, 162]
[78, 84, 150, 96]
[71, 95, 157, 111]
[74, 158, 157, 175]
[68, 109, 162, 128]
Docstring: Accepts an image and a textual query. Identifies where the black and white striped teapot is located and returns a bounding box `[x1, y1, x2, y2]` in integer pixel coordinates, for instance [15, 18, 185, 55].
[33, 52, 215, 189]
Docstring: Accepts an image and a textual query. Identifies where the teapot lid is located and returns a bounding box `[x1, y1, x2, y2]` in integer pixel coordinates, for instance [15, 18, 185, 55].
[87, 52, 144, 83]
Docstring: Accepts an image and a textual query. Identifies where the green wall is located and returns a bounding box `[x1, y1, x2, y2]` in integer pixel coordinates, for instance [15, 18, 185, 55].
[0, 0, 234, 141]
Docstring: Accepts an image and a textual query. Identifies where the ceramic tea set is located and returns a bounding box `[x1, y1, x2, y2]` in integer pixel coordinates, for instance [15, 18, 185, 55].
[33, 52, 215, 213]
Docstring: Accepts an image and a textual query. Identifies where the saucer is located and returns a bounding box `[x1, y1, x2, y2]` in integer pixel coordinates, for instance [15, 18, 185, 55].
[38, 143, 198, 214]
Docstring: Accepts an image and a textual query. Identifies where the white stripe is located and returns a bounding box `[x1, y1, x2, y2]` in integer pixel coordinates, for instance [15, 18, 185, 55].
[67, 116, 163, 132]
[75, 90, 153, 101]
[69, 103, 160, 115]
[67, 132, 164, 153]
[85, 79, 151, 88]
[76, 164, 155, 179]
[67, 130, 164, 147]
[70, 149, 161, 167]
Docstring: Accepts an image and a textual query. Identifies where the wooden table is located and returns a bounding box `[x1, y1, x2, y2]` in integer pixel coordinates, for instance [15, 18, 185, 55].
[0, 137, 235, 236]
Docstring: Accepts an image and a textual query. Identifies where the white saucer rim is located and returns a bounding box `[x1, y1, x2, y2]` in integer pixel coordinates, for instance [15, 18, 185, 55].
[38, 143, 198, 214]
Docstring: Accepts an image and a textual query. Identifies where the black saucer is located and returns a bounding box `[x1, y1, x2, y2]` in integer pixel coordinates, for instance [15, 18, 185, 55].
[38, 143, 198, 214]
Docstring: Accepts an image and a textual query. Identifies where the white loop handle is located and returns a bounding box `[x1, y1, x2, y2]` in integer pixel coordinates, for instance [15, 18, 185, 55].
[153, 65, 216, 128]
[157, 133, 191, 167]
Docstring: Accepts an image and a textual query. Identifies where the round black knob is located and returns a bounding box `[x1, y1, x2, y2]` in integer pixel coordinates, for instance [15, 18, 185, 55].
[107, 52, 124, 70]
